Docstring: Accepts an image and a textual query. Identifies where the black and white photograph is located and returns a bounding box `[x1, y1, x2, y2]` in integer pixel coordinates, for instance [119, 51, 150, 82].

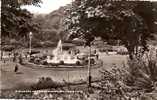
[1, 0, 157, 99]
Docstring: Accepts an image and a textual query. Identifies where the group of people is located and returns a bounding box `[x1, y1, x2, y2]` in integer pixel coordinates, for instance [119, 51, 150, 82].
[2, 51, 30, 73]
[2, 52, 25, 63]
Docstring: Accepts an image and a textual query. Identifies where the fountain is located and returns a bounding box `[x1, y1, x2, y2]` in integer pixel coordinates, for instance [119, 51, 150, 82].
[46, 40, 84, 65]
[28, 40, 102, 68]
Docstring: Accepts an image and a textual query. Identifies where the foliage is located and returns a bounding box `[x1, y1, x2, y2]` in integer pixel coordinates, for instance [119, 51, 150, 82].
[65, 0, 157, 58]
[31, 77, 60, 90]
[126, 58, 157, 92]
[1, 0, 42, 42]
[99, 65, 132, 99]
[99, 51, 157, 99]
[32, 7, 68, 42]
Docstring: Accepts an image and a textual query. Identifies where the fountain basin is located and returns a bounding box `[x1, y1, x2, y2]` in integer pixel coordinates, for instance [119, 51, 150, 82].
[25, 59, 102, 70]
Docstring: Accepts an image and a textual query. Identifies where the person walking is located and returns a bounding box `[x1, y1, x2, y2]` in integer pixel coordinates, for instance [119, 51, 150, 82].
[14, 64, 19, 72]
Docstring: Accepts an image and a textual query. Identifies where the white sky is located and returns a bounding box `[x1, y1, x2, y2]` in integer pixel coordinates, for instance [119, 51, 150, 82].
[22, 0, 72, 14]
[22, 0, 157, 14]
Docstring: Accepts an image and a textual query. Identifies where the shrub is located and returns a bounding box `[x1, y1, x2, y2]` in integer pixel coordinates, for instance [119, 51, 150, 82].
[31, 77, 60, 90]
[99, 51, 157, 100]
[126, 56, 157, 92]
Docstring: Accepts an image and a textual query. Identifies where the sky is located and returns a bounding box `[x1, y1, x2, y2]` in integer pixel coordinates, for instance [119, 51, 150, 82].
[22, 0, 72, 14]
[22, 0, 157, 14]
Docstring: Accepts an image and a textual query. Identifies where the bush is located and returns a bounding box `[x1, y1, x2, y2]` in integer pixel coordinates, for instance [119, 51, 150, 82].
[126, 56, 157, 92]
[99, 51, 157, 100]
[31, 77, 60, 90]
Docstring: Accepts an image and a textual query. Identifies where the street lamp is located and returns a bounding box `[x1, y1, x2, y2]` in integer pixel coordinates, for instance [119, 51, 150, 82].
[29, 32, 32, 55]
[88, 43, 92, 87]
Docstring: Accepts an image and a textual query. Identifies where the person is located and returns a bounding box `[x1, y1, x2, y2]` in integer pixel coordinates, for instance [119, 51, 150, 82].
[94, 50, 99, 59]
[76, 49, 80, 54]
[19, 54, 23, 65]
[3, 59, 6, 63]
[14, 64, 19, 72]
[25, 53, 27, 59]
[8, 52, 11, 61]
[106, 50, 109, 55]
[13, 52, 17, 62]
[156, 49, 157, 57]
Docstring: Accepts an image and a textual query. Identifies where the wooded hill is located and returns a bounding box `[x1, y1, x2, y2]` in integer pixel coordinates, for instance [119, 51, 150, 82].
[33, 5, 70, 43]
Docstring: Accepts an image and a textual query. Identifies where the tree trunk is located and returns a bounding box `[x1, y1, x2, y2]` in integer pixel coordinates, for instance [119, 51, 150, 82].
[126, 45, 135, 60]
[1, 49, 3, 60]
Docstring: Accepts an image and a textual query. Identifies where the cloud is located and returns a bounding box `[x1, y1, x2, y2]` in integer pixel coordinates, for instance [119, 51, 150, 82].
[22, 0, 71, 14]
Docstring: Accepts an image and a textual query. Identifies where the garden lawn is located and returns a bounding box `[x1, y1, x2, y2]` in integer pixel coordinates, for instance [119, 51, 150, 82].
[0, 53, 128, 90]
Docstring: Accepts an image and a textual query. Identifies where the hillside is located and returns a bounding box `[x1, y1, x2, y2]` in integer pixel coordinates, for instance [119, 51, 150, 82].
[33, 6, 69, 42]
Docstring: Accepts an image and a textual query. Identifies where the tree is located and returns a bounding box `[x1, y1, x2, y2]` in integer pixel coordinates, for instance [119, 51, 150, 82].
[1, 0, 42, 60]
[32, 7, 67, 43]
[1, 0, 42, 41]
[65, 0, 157, 59]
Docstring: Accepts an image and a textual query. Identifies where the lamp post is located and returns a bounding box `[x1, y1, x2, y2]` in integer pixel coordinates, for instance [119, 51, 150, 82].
[29, 32, 32, 55]
[72, 0, 73, 4]
[88, 44, 92, 87]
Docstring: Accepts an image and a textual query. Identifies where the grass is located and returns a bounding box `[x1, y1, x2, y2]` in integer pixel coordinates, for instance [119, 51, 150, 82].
[0, 47, 128, 99]
[1, 53, 127, 90]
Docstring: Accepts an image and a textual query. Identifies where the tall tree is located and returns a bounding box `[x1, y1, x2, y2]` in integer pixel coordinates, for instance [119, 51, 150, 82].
[1, 0, 42, 41]
[65, 0, 157, 59]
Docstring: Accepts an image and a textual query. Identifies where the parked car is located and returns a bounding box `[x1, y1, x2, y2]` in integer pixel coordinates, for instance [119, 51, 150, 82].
[26, 50, 40, 55]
